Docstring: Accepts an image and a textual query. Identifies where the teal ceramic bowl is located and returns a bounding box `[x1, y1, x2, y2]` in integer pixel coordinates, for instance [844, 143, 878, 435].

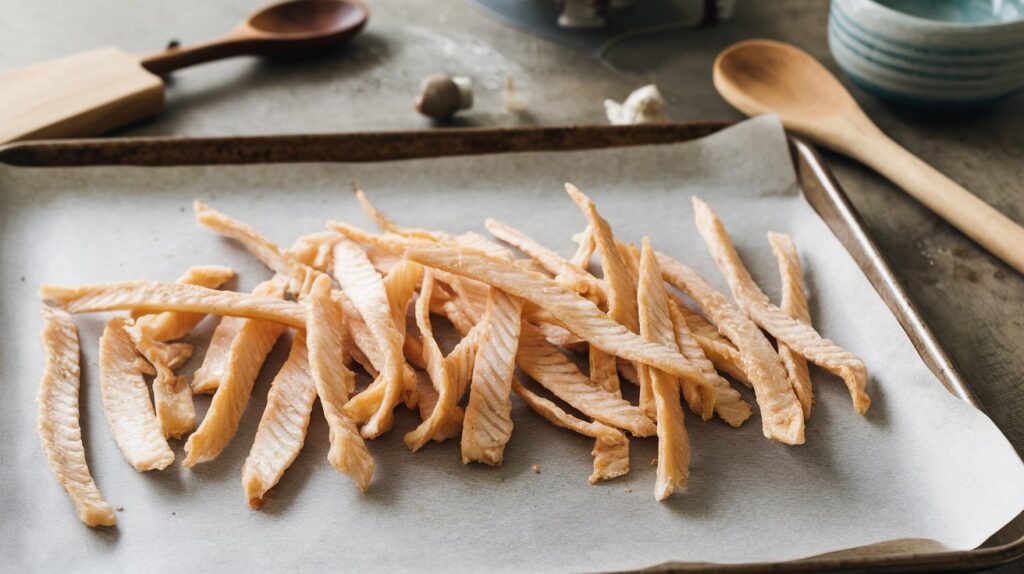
[829, 0, 1024, 108]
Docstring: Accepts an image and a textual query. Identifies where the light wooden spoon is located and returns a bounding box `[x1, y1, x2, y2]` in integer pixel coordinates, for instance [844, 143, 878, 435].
[713, 39, 1024, 275]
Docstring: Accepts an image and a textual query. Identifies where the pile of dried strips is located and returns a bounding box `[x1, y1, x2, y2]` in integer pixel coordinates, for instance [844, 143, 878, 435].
[37, 184, 870, 527]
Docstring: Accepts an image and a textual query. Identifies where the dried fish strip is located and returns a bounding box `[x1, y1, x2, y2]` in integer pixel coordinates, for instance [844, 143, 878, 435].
[669, 293, 751, 388]
[130, 265, 236, 339]
[637, 239, 690, 500]
[129, 334, 195, 438]
[404, 272, 458, 451]
[306, 275, 375, 491]
[655, 251, 804, 445]
[668, 300, 752, 428]
[415, 372, 464, 443]
[242, 331, 318, 509]
[333, 240, 406, 438]
[511, 379, 629, 484]
[691, 197, 869, 415]
[768, 232, 814, 420]
[99, 318, 174, 471]
[37, 308, 117, 527]
[40, 281, 305, 328]
[565, 184, 639, 333]
[461, 288, 522, 465]
[184, 279, 288, 466]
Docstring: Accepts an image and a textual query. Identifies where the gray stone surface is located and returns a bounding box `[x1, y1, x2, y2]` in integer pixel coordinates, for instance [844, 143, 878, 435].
[1, 0, 1021, 570]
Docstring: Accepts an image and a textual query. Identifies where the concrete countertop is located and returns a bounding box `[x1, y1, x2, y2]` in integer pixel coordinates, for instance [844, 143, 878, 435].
[2, 0, 1021, 570]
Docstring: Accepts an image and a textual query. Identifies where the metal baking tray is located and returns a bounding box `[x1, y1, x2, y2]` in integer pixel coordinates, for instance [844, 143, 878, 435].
[2, 123, 1021, 573]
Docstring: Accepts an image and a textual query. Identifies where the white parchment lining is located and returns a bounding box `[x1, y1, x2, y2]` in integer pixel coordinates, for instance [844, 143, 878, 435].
[1, 116, 1021, 572]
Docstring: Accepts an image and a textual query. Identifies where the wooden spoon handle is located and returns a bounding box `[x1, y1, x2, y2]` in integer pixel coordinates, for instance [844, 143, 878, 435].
[850, 130, 1024, 274]
[140, 33, 256, 75]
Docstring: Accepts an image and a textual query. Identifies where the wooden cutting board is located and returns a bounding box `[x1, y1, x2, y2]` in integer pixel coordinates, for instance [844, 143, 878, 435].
[0, 47, 164, 144]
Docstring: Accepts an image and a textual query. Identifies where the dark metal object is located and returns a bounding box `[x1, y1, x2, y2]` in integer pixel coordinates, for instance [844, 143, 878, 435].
[0, 123, 1019, 572]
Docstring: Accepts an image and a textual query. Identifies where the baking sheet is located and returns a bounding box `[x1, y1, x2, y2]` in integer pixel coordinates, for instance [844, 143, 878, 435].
[1, 116, 1022, 573]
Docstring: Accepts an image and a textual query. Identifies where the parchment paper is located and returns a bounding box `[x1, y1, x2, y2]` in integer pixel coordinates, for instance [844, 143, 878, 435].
[1, 116, 1022, 573]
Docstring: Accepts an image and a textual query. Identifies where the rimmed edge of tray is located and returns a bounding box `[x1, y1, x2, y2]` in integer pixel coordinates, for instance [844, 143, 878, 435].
[1, 122, 1021, 573]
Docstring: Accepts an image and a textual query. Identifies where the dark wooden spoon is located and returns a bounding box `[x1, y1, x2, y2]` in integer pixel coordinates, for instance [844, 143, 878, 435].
[141, 0, 369, 75]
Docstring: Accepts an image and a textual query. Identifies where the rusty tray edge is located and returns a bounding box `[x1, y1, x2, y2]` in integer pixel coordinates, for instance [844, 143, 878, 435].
[1, 123, 1020, 573]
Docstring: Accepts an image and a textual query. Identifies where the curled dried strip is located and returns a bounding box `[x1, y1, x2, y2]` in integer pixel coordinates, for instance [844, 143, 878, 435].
[404, 245, 710, 388]
[516, 322, 656, 437]
[331, 306, 419, 423]
[403, 333, 427, 370]
[768, 232, 814, 420]
[656, 251, 805, 445]
[37, 308, 116, 527]
[306, 275, 374, 491]
[184, 279, 288, 466]
[404, 272, 458, 451]
[461, 288, 522, 465]
[569, 224, 595, 269]
[407, 297, 483, 443]
[130, 265, 235, 437]
[638, 239, 692, 500]
[129, 333, 195, 438]
[242, 331, 317, 509]
[691, 197, 869, 415]
[383, 260, 424, 339]
[511, 379, 629, 484]
[333, 240, 406, 438]
[99, 317, 174, 471]
[383, 259, 424, 405]
[415, 372, 464, 443]
[40, 281, 306, 328]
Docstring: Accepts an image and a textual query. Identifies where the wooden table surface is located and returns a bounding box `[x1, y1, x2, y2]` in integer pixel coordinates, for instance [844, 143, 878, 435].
[2, 0, 1021, 570]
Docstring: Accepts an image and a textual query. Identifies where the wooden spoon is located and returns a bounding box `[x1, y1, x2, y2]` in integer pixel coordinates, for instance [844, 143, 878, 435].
[0, 0, 368, 144]
[141, 0, 369, 74]
[713, 39, 1024, 275]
